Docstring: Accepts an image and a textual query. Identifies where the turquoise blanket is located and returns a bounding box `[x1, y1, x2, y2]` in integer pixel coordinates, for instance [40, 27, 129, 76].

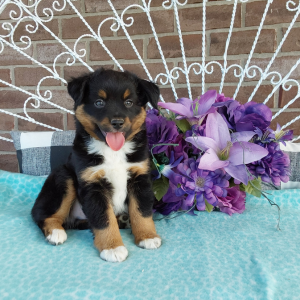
[0, 170, 299, 300]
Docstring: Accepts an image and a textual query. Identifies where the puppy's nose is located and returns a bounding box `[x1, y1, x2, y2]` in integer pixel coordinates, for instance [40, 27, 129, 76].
[111, 119, 124, 129]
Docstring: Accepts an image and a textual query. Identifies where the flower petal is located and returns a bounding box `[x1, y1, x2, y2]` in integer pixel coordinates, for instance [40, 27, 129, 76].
[194, 90, 217, 115]
[185, 136, 219, 152]
[224, 163, 249, 185]
[206, 112, 231, 149]
[231, 131, 255, 143]
[158, 102, 192, 118]
[228, 142, 268, 165]
[198, 149, 229, 171]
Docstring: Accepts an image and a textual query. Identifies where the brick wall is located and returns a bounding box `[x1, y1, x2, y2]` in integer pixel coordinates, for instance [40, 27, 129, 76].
[1, 0, 300, 172]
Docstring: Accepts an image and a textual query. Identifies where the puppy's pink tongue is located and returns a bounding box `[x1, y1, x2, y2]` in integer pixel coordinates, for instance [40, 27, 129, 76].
[106, 132, 125, 151]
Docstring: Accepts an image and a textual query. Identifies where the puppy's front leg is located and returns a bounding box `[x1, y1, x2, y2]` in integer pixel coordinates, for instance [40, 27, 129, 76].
[79, 183, 128, 262]
[128, 174, 161, 249]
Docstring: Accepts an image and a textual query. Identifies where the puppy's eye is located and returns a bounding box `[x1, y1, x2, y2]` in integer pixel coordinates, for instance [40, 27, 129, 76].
[94, 99, 105, 108]
[124, 100, 133, 108]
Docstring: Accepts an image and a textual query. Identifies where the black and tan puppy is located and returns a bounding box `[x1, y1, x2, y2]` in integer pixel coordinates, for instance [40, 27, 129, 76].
[31, 68, 161, 262]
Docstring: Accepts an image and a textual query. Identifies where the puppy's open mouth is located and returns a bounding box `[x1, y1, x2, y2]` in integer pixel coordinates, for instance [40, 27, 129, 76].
[99, 128, 125, 151]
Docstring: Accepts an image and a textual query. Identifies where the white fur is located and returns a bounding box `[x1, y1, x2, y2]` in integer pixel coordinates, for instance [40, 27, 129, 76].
[87, 138, 141, 215]
[100, 246, 128, 262]
[46, 229, 67, 245]
[139, 237, 161, 249]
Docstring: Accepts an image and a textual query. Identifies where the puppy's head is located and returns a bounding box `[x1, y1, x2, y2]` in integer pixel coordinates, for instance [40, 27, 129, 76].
[67, 68, 159, 150]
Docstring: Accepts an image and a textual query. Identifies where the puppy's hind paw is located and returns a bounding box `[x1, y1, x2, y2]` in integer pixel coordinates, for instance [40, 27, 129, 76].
[138, 237, 161, 249]
[46, 229, 67, 245]
[100, 246, 128, 263]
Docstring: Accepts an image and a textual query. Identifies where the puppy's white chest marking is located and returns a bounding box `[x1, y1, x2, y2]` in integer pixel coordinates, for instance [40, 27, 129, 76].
[87, 138, 137, 215]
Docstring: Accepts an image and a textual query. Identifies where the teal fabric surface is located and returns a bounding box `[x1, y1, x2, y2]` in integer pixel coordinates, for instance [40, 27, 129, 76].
[0, 169, 300, 300]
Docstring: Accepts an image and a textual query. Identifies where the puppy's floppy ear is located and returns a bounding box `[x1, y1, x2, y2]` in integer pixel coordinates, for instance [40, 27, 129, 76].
[67, 73, 91, 107]
[136, 78, 160, 109]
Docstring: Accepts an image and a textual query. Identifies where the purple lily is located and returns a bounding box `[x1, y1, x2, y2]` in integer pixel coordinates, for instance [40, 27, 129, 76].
[185, 112, 268, 185]
[271, 123, 293, 146]
[158, 90, 217, 124]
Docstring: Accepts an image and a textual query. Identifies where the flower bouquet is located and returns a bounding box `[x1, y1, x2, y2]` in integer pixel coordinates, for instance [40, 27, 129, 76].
[146, 90, 292, 216]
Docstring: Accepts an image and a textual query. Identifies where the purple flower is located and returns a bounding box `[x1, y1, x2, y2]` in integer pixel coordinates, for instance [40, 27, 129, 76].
[248, 142, 290, 186]
[217, 186, 246, 216]
[146, 109, 179, 154]
[271, 123, 293, 146]
[214, 100, 272, 132]
[185, 112, 268, 184]
[153, 182, 185, 215]
[173, 158, 230, 211]
[158, 90, 217, 125]
[216, 93, 233, 103]
[166, 134, 191, 161]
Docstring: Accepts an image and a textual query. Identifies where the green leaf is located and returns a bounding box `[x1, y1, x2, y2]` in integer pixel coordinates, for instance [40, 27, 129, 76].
[205, 199, 214, 213]
[152, 176, 169, 201]
[242, 177, 262, 198]
[175, 119, 191, 133]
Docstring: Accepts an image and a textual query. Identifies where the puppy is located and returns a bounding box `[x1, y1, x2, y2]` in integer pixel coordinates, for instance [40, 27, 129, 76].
[31, 68, 161, 262]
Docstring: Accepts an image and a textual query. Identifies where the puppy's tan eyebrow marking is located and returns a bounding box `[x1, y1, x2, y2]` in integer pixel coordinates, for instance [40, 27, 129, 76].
[98, 90, 107, 99]
[123, 89, 131, 99]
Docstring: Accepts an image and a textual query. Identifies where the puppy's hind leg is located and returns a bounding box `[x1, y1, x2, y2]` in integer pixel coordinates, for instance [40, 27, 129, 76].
[31, 166, 76, 245]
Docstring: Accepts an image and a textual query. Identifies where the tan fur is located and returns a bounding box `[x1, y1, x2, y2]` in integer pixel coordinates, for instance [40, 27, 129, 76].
[93, 205, 124, 251]
[129, 196, 159, 245]
[43, 179, 76, 236]
[81, 168, 105, 183]
[75, 105, 99, 140]
[98, 89, 107, 99]
[99, 117, 111, 128]
[129, 160, 149, 177]
[127, 108, 147, 141]
[123, 89, 131, 99]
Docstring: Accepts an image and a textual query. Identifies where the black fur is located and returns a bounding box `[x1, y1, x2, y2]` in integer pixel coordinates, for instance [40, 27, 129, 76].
[31, 68, 159, 240]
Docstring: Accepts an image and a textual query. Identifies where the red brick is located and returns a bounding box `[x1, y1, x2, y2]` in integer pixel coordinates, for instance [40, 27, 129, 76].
[14, 19, 59, 41]
[0, 69, 11, 87]
[0, 3, 18, 20]
[63, 65, 114, 82]
[151, 0, 205, 6]
[121, 62, 174, 81]
[148, 34, 203, 59]
[179, 4, 241, 32]
[0, 113, 14, 131]
[208, 85, 275, 108]
[0, 154, 19, 173]
[67, 113, 76, 130]
[159, 86, 204, 103]
[118, 10, 174, 36]
[18, 112, 64, 131]
[85, 0, 138, 13]
[38, 89, 74, 110]
[36, 42, 86, 64]
[279, 86, 300, 109]
[0, 46, 33, 66]
[271, 112, 300, 136]
[61, 15, 114, 39]
[245, 0, 300, 27]
[35, 0, 82, 16]
[0, 90, 29, 109]
[0, 133, 15, 152]
[14, 67, 61, 86]
[90, 39, 143, 61]
[249, 56, 300, 81]
[282, 27, 300, 52]
[177, 60, 241, 84]
[210, 29, 276, 56]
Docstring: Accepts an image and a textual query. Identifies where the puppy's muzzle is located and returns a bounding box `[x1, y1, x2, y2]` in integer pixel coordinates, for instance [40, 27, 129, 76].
[111, 118, 124, 130]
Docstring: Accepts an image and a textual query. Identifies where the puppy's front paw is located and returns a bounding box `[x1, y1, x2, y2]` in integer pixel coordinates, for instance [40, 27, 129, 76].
[138, 237, 161, 249]
[46, 229, 67, 245]
[100, 246, 128, 262]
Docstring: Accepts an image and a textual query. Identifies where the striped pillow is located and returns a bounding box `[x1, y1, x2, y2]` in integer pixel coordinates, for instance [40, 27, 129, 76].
[10, 131, 75, 176]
